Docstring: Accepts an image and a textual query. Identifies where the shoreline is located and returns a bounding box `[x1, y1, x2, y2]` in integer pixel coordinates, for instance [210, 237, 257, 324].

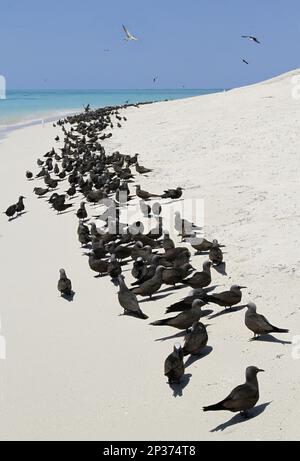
[0, 69, 300, 440]
[0, 88, 223, 139]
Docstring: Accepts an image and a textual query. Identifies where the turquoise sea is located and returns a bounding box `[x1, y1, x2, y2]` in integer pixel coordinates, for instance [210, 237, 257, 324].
[0, 89, 222, 129]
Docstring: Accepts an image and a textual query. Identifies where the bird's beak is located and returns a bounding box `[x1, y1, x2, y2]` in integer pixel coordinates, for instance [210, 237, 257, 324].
[239, 286, 247, 289]
[258, 369, 265, 373]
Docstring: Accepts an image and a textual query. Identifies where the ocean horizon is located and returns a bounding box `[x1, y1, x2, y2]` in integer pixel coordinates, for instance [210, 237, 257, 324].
[0, 88, 223, 129]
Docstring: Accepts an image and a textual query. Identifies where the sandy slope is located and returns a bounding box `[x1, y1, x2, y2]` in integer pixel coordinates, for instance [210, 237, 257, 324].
[0, 69, 300, 440]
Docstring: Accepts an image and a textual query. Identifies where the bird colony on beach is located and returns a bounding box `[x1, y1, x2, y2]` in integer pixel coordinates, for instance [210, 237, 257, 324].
[4, 100, 289, 421]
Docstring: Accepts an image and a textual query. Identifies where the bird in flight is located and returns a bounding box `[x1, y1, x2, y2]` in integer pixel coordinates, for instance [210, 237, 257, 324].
[104, 49, 110, 52]
[242, 35, 261, 44]
[122, 25, 138, 41]
[242, 59, 249, 65]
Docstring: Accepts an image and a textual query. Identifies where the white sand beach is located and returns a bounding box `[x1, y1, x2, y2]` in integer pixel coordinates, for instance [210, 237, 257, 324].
[0, 69, 300, 441]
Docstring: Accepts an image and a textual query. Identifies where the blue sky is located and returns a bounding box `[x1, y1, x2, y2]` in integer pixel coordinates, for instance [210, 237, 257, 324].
[0, 0, 299, 89]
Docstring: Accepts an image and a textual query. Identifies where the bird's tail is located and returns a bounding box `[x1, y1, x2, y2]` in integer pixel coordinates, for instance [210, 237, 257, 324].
[203, 401, 225, 412]
[137, 311, 149, 320]
[150, 318, 170, 326]
[272, 326, 289, 333]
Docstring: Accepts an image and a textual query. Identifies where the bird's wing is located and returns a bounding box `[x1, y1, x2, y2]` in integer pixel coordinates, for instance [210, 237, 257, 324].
[122, 24, 130, 38]
[210, 291, 238, 305]
[256, 313, 274, 332]
[225, 383, 257, 404]
[164, 354, 179, 374]
[241, 35, 250, 38]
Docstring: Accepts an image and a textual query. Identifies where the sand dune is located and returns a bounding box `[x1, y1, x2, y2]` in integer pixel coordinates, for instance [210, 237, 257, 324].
[0, 69, 300, 440]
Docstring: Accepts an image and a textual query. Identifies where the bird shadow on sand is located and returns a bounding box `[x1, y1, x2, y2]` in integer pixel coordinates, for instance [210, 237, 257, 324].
[155, 330, 186, 342]
[139, 293, 171, 304]
[208, 304, 246, 320]
[8, 211, 28, 221]
[251, 335, 291, 345]
[61, 291, 75, 302]
[168, 373, 192, 397]
[212, 262, 227, 276]
[184, 346, 213, 368]
[210, 402, 272, 432]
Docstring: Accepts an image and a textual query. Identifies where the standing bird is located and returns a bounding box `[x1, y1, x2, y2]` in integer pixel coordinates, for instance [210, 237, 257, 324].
[150, 299, 204, 330]
[132, 266, 165, 299]
[245, 302, 289, 339]
[164, 343, 184, 384]
[76, 202, 88, 220]
[203, 284, 246, 309]
[117, 275, 148, 319]
[15, 196, 26, 214]
[135, 185, 160, 201]
[242, 35, 261, 44]
[26, 171, 33, 180]
[122, 24, 138, 41]
[162, 187, 183, 200]
[183, 322, 208, 356]
[182, 261, 212, 289]
[4, 203, 17, 219]
[34, 187, 49, 197]
[57, 269, 72, 297]
[203, 366, 264, 417]
[209, 239, 223, 265]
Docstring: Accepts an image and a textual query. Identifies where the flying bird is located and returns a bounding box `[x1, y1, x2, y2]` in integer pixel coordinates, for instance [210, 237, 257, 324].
[242, 59, 249, 65]
[242, 35, 261, 44]
[122, 24, 138, 41]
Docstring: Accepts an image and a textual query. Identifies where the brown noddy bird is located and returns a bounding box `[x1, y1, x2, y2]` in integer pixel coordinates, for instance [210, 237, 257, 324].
[162, 187, 183, 200]
[183, 321, 208, 356]
[88, 252, 108, 276]
[132, 266, 165, 299]
[245, 302, 289, 339]
[203, 284, 245, 308]
[182, 261, 212, 289]
[209, 239, 223, 265]
[15, 196, 26, 214]
[76, 202, 87, 220]
[117, 275, 148, 319]
[57, 269, 72, 296]
[135, 185, 161, 201]
[164, 343, 184, 384]
[107, 254, 122, 281]
[150, 299, 205, 330]
[185, 233, 225, 253]
[203, 366, 264, 416]
[34, 187, 49, 197]
[135, 163, 152, 174]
